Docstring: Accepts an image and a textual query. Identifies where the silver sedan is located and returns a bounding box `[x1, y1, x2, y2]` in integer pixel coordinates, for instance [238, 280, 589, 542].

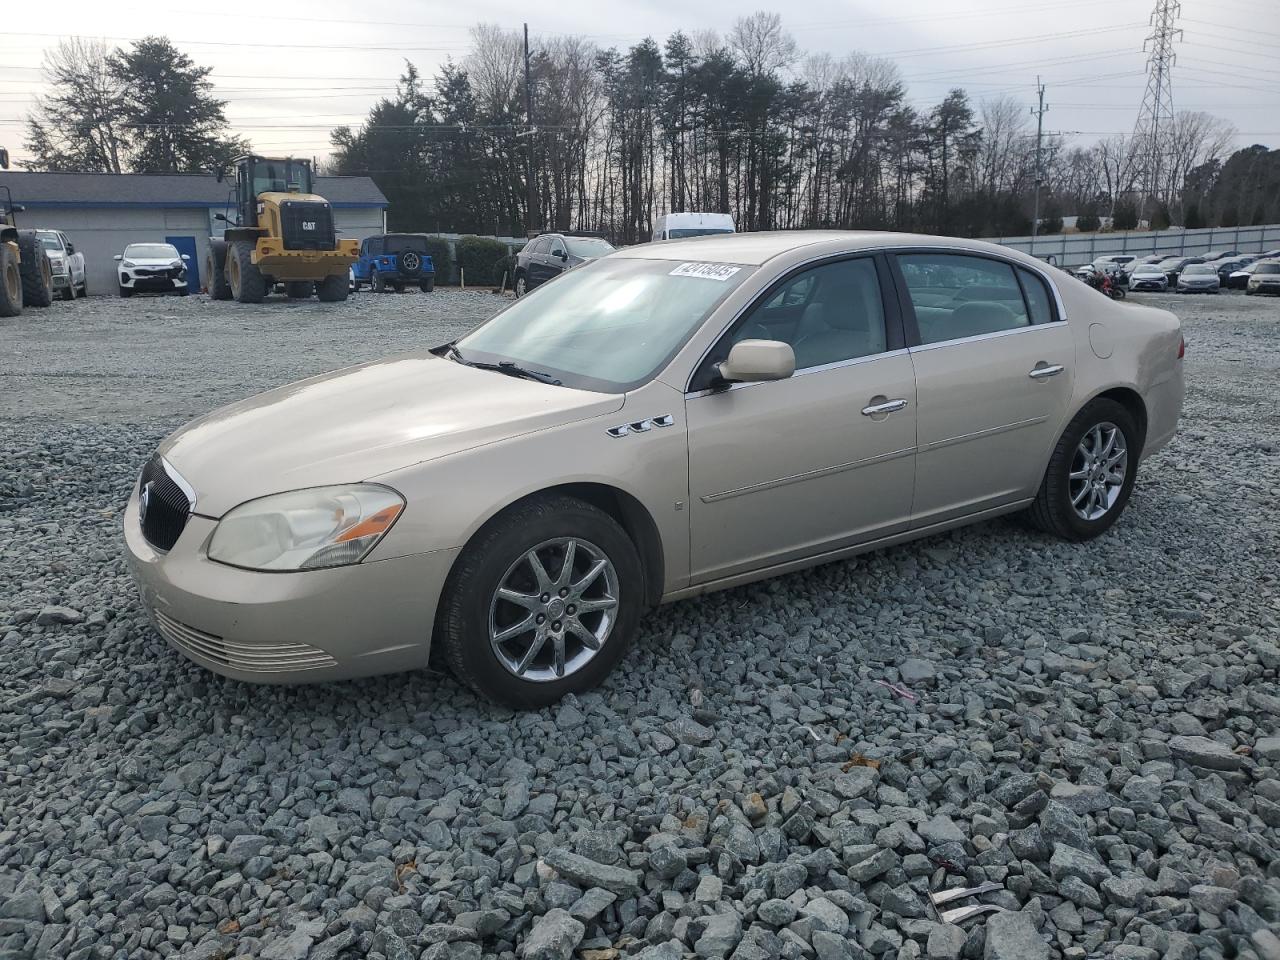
[125, 231, 1184, 706]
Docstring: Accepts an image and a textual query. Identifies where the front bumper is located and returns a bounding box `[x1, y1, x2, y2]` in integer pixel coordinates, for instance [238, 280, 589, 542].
[123, 488, 458, 684]
[1249, 281, 1280, 294]
[121, 270, 187, 292]
[51, 271, 71, 289]
[1176, 282, 1218, 292]
[1130, 279, 1166, 291]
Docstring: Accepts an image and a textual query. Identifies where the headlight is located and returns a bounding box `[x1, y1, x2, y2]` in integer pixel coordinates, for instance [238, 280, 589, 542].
[207, 484, 404, 572]
[123, 259, 136, 268]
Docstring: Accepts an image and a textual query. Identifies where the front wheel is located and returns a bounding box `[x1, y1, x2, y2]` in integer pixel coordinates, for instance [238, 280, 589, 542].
[420, 277, 435, 293]
[119, 285, 133, 298]
[514, 272, 527, 297]
[316, 273, 349, 302]
[1026, 398, 1140, 542]
[372, 270, 386, 293]
[435, 495, 644, 708]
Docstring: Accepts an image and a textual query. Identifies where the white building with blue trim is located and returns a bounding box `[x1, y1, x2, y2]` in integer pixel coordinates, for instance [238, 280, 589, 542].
[0, 171, 388, 294]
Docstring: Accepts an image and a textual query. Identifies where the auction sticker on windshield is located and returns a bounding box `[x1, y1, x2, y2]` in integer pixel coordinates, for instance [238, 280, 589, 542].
[669, 262, 742, 281]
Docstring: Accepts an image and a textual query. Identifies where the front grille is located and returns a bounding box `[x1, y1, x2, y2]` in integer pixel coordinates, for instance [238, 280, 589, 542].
[154, 611, 338, 674]
[139, 456, 191, 552]
[279, 200, 336, 251]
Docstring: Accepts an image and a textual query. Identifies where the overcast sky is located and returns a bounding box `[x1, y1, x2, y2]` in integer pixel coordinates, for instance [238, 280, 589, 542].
[2, 0, 1276, 167]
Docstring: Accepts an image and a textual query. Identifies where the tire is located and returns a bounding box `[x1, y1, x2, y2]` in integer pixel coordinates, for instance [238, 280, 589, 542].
[177, 287, 190, 297]
[372, 270, 386, 293]
[420, 277, 435, 293]
[1026, 398, 1141, 542]
[206, 240, 232, 300]
[393, 282, 406, 294]
[0, 244, 21, 318]
[228, 240, 266, 303]
[316, 273, 348, 302]
[514, 271, 527, 297]
[119, 285, 132, 298]
[60, 279, 75, 301]
[77, 274, 88, 298]
[285, 280, 314, 299]
[16, 232, 53, 307]
[435, 495, 644, 708]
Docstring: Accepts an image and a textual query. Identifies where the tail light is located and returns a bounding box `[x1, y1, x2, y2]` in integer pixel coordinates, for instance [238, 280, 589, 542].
[1177, 336, 1185, 360]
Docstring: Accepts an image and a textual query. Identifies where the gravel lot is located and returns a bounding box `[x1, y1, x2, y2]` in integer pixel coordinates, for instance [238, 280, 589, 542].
[1, 287, 1278, 960]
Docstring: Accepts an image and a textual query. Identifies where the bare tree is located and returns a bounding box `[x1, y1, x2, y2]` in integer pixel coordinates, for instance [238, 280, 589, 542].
[976, 95, 1029, 198]
[23, 38, 126, 173]
[729, 12, 797, 79]
[1162, 111, 1235, 212]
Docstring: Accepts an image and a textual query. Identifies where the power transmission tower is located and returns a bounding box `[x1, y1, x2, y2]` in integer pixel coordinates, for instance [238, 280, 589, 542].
[1132, 0, 1182, 220]
[1030, 77, 1047, 242]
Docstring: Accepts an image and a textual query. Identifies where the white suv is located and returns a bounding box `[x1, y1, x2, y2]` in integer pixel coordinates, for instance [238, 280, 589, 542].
[114, 243, 190, 297]
[37, 230, 87, 300]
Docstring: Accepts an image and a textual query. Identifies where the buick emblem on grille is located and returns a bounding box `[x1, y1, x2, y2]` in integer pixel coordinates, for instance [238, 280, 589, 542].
[139, 480, 154, 522]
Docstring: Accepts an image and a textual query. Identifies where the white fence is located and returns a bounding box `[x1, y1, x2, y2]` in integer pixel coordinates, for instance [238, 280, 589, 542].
[992, 224, 1280, 264]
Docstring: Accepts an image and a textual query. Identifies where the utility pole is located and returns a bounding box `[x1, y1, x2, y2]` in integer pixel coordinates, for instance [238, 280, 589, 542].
[1132, 0, 1181, 223]
[1030, 77, 1047, 244]
[523, 23, 538, 236]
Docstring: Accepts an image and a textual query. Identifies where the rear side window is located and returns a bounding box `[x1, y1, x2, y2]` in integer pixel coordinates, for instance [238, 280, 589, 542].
[897, 254, 1031, 345]
[1017, 268, 1056, 324]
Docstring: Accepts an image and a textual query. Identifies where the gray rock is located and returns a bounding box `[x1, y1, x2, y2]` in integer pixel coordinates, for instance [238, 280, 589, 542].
[520, 909, 584, 960]
[1188, 884, 1237, 914]
[543, 848, 642, 897]
[1168, 735, 1243, 771]
[694, 912, 743, 959]
[1048, 844, 1110, 887]
[756, 899, 796, 926]
[35, 605, 83, 626]
[982, 911, 1048, 960]
[899, 658, 936, 684]
[927, 923, 966, 960]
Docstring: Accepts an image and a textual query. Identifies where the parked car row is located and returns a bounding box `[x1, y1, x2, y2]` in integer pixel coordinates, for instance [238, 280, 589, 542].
[1073, 248, 1280, 296]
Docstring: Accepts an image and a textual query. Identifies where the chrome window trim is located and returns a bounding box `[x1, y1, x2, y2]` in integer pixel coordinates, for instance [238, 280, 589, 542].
[685, 347, 911, 400]
[907, 319, 1068, 354]
[682, 242, 1069, 395]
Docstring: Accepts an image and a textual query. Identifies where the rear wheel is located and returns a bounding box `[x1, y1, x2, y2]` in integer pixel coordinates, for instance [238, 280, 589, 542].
[1027, 398, 1140, 542]
[76, 273, 88, 298]
[206, 240, 232, 300]
[228, 240, 266, 303]
[285, 280, 314, 299]
[316, 273, 348, 302]
[514, 271, 527, 297]
[17, 232, 52, 308]
[372, 270, 386, 293]
[436, 495, 643, 708]
[0, 244, 21, 317]
[420, 277, 435, 293]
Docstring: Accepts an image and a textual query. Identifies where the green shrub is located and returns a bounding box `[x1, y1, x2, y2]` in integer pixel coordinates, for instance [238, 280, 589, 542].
[1112, 201, 1139, 231]
[422, 236, 453, 283]
[1076, 211, 1101, 233]
[454, 235, 510, 286]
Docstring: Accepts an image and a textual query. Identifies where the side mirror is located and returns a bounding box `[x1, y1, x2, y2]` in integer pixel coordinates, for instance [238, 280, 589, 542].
[717, 339, 795, 384]
[181, 254, 191, 261]
[555, 249, 568, 260]
[66, 243, 75, 254]
[10, 204, 24, 213]
[214, 213, 228, 222]
[113, 254, 122, 261]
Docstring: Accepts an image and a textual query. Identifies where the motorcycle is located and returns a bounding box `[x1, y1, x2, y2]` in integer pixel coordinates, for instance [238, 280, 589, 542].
[1085, 268, 1127, 300]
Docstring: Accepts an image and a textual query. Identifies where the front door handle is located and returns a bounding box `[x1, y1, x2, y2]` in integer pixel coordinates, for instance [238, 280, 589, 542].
[861, 397, 909, 416]
[1028, 363, 1065, 380]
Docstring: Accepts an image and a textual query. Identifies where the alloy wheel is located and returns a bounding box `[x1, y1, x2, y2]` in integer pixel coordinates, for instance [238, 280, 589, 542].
[488, 537, 619, 682]
[1069, 421, 1128, 521]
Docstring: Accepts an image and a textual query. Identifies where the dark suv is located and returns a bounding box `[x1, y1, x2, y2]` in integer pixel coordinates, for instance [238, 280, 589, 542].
[353, 234, 435, 293]
[513, 233, 615, 296]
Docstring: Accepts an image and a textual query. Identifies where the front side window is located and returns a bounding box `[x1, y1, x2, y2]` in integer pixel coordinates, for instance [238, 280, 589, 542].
[37, 231, 63, 251]
[724, 258, 888, 371]
[897, 254, 1031, 345]
[549, 238, 567, 257]
[457, 257, 750, 393]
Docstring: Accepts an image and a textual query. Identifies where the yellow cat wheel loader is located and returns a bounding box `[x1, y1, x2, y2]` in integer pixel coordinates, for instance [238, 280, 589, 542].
[207, 155, 358, 304]
[0, 147, 54, 317]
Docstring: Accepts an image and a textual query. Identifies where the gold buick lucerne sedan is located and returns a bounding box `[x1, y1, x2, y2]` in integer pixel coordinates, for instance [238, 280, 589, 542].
[125, 232, 1184, 706]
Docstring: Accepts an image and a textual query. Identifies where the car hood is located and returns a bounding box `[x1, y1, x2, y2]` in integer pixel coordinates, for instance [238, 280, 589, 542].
[160, 353, 623, 517]
[126, 257, 182, 268]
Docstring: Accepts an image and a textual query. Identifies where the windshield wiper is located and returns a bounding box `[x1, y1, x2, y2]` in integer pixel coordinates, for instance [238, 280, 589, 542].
[440, 344, 562, 386]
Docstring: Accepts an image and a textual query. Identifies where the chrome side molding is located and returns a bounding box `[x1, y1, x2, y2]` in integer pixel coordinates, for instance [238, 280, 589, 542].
[607, 414, 675, 438]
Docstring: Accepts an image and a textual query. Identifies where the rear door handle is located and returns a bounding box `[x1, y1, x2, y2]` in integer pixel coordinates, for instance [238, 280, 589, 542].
[1028, 363, 1065, 380]
[861, 398, 909, 416]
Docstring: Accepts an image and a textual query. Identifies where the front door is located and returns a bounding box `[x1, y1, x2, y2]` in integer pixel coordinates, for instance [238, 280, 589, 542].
[686, 255, 917, 584]
[893, 251, 1076, 527]
[166, 235, 201, 292]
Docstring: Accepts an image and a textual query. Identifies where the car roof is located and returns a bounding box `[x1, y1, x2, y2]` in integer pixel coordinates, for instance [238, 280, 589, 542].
[612, 230, 1042, 266]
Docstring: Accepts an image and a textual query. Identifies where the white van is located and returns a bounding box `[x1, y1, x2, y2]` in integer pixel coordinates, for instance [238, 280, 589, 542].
[653, 212, 736, 241]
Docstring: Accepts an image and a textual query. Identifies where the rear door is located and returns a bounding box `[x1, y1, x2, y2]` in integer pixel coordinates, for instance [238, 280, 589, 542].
[891, 251, 1075, 528]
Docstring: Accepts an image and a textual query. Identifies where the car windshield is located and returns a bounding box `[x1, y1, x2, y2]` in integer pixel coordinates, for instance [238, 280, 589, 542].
[37, 231, 62, 251]
[383, 236, 429, 253]
[1156, 259, 1183, 268]
[564, 237, 615, 258]
[1256, 263, 1280, 275]
[668, 228, 735, 239]
[1183, 264, 1214, 275]
[456, 257, 750, 392]
[126, 244, 178, 259]
[1134, 266, 1163, 275]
